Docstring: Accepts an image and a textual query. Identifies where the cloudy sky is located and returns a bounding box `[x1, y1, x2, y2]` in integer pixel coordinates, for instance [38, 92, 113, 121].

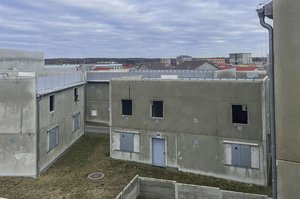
[0, 0, 270, 58]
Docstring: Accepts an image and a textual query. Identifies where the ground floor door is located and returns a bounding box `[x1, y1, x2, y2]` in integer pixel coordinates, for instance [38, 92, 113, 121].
[152, 138, 166, 167]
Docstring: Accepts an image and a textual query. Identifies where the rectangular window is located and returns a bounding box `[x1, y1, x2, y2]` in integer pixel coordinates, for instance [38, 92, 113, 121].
[73, 112, 81, 132]
[120, 133, 134, 152]
[152, 100, 163, 118]
[74, 88, 79, 102]
[122, 99, 132, 116]
[48, 126, 58, 151]
[224, 143, 259, 169]
[50, 95, 55, 112]
[232, 105, 248, 124]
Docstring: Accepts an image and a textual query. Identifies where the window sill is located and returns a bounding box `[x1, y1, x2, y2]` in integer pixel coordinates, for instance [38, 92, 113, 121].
[224, 164, 259, 170]
[232, 123, 248, 126]
[47, 145, 58, 153]
[151, 117, 164, 120]
[114, 149, 140, 154]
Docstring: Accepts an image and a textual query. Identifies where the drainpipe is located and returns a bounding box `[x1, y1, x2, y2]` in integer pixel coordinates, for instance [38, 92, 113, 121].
[256, 2, 276, 199]
[36, 94, 41, 176]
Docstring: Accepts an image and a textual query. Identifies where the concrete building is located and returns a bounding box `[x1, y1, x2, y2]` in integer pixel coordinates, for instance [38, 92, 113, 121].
[110, 77, 270, 186]
[229, 53, 252, 65]
[160, 58, 171, 67]
[136, 62, 170, 70]
[174, 60, 220, 70]
[176, 55, 192, 65]
[0, 51, 85, 177]
[274, 0, 300, 198]
[0, 49, 44, 71]
[200, 57, 226, 65]
[86, 82, 110, 125]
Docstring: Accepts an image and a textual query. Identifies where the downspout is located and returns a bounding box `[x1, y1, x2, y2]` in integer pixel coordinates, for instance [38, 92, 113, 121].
[36, 94, 41, 176]
[256, 2, 276, 199]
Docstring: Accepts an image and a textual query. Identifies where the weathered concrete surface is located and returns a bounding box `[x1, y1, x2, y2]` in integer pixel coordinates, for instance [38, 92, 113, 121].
[110, 79, 269, 185]
[139, 177, 175, 199]
[111, 79, 264, 140]
[177, 134, 267, 185]
[274, 0, 300, 198]
[0, 76, 37, 176]
[0, 134, 36, 176]
[38, 85, 85, 172]
[277, 160, 300, 199]
[177, 184, 221, 199]
[116, 176, 271, 199]
[0, 49, 44, 71]
[222, 190, 270, 199]
[85, 125, 110, 134]
[115, 175, 139, 199]
[0, 78, 36, 134]
[86, 82, 110, 124]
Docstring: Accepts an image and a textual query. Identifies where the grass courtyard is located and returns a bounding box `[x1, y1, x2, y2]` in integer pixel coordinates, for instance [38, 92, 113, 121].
[0, 133, 271, 199]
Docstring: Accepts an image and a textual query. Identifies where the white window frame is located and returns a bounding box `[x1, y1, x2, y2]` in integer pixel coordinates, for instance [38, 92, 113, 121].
[73, 112, 81, 133]
[48, 126, 59, 152]
[223, 141, 260, 169]
[151, 100, 164, 119]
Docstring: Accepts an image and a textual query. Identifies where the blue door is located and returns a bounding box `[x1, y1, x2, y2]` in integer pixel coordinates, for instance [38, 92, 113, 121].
[152, 138, 166, 167]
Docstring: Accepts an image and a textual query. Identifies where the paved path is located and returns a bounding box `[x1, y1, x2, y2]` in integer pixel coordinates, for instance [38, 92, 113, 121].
[85, 125, 110, 134]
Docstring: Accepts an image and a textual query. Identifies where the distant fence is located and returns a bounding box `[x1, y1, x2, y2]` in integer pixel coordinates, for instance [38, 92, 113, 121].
[37, 72, 84, 94]
[86, 69, 216, 82]
[115, 176, 271, 199]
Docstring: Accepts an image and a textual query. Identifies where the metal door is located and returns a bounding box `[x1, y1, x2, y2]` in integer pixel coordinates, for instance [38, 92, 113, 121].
[120, 133, 134, 152]
[152, 138, 166, 167]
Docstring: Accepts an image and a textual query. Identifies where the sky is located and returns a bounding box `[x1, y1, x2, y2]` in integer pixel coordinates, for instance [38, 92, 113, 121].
[0, 0, 270, 58]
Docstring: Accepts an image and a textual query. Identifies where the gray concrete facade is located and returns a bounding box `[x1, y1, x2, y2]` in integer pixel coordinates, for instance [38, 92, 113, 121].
[86, 82, 110, 125]
[0, 70, 85, 176]
[274, 0, 300, 198]
[0, 49, 44, 71]
[0, 74, 37, 176]
[38, 85, 85, 172]
[110, 78, 269, 185]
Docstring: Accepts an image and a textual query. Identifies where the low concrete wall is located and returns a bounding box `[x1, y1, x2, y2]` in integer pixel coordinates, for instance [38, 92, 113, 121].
[115, 175, 139, 199]
[116, 176, 271, 199]
[177, 184, 221, 199]
[139, 177, 176, 199]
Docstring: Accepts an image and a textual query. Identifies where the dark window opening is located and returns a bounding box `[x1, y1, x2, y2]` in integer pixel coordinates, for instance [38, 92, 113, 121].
[232, 105, 248, 124]
[152, 101, 163, 118]
[122, 99, 132, 115]
[50, 95, 55, 112]
[74, 88, 79, 102]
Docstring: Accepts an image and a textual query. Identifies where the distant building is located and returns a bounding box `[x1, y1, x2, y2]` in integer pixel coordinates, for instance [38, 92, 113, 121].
[174, 60, 220, 70]
[229, 53, 252, 65]
[160, 58, 171, 67]
[136, 62, 170, 70]
[176, 55, 192, 65]
[201, 57, 226, 65]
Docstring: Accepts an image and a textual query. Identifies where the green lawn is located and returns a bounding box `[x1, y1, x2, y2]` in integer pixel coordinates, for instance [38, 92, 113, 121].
[0, 133, 271, 199]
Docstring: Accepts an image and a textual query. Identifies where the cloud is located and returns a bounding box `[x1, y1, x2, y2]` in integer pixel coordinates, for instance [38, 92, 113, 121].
[0, 0, 268, 58]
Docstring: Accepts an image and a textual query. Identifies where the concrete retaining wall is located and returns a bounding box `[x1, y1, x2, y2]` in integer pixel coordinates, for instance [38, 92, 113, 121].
[115, 176, 271, 199]
[115, 175, 139, 199]
[139, 177, 175, 199]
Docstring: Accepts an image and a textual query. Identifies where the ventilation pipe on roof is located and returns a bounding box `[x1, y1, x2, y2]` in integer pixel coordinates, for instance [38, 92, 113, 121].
[256, 2, 276, 199]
